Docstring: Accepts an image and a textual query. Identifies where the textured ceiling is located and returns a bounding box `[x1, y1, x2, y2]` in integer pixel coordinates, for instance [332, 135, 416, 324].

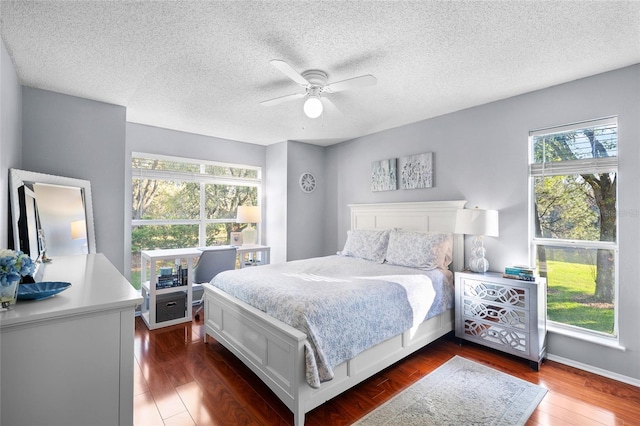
[2, 1, 639, 146]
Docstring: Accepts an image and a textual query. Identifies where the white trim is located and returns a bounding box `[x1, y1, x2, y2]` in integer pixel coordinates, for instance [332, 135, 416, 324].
[548, 323, 622, 349]
[532, 238, 617, 251]
[546, 353, 640, 389]
[132, 151, 262, 174]
[529, 116, 617, 137]
[132, 218, 245, 227]
[529, 157, 618, 176]
[132, 167, 262, 186]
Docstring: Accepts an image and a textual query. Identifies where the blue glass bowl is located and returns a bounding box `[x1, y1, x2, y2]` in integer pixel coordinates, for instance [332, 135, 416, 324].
[17, 282, 72, 300]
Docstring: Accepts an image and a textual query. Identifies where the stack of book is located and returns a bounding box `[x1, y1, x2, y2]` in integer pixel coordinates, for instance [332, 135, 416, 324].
[156, 274, 176, 289]
[156, 266, 188, 289]
[503, 266, 536, 281]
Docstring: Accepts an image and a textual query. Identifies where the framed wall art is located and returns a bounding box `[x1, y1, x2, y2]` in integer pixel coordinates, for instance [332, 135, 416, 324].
[230, 232, 242, 246]
[371, 158, 397, 192]
[399, 152, 433, 189]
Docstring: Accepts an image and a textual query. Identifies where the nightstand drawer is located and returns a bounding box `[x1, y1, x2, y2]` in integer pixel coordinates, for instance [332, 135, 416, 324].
[462, 298, 528, 330]
[462, 318, 529, 354]
[462, 278, 529, 310]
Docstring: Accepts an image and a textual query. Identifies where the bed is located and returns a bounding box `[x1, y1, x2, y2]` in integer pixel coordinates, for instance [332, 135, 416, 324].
[202, 200, 466, 425]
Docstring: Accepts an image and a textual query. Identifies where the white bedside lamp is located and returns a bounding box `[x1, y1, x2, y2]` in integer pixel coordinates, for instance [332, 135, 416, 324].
[236, 206, 261, 246]
[454, 208, 499, 273]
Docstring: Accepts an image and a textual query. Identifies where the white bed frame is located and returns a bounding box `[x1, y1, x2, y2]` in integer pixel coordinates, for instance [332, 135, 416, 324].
[202, 200, 466, 425]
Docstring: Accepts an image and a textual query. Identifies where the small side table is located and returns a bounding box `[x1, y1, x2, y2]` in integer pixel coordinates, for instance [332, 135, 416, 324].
[140, 248, 200, 330]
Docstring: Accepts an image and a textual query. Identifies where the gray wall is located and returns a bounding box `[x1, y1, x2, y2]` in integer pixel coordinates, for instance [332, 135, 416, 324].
[1, 38, 22, 248]
[21, 88, 127, 272]
[325, 65, 640, 382]
[265, 140, 327, 263]
[286, 141, 327, 261]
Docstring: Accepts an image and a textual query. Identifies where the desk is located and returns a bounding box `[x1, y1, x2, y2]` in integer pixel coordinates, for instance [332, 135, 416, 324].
[141, 245, 270, 330]
[198, 244, 270, 267]
[1, 254, 142, 426]
[235, 244, 271, 268]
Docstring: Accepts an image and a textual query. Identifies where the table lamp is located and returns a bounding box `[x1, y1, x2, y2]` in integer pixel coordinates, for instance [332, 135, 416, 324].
[454, 207, 499, 273]
[236, 206, 261, 245]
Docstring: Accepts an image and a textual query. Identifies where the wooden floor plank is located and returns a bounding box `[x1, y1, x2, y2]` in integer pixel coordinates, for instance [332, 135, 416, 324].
[134, 391, 165, 426]
[163, 410, 196, 426]
[134, 310, 640, 425]
[134, 356, 150, 396]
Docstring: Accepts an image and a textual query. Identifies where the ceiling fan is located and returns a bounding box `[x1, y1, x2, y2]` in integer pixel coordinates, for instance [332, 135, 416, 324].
[260, 59, 377, 119]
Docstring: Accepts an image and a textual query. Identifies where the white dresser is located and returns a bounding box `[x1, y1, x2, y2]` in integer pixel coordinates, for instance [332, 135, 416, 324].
[0, 254, 142, 426]
[455, 271, 547, 370]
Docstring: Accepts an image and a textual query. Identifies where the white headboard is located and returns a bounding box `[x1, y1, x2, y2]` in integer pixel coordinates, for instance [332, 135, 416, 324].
[348, 200, 466, 272]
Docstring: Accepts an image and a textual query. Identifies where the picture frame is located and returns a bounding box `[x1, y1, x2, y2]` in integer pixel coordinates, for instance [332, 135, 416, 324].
[371, 158, 397, 192]
[399, 152, 433, 189]
[231, 232, 242, 246]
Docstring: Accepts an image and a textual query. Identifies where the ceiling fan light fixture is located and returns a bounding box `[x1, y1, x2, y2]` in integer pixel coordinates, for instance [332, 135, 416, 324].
[303, 95, 323, 118]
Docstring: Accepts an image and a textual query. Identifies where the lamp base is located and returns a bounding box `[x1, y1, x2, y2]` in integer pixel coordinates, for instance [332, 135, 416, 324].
[468, 235, 490, 273]
[241, 226, 257, 245]
[468, 257, 490, 273]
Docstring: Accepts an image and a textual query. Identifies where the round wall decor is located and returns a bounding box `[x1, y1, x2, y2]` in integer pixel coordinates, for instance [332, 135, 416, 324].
[299, 172, 316, 193]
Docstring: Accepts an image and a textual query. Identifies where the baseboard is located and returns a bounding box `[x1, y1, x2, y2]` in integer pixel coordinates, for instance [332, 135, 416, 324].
[546, 353, 640, 388]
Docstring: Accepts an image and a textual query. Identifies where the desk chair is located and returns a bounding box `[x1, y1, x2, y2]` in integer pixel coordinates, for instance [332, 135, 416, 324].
[193, 246, 237, 320]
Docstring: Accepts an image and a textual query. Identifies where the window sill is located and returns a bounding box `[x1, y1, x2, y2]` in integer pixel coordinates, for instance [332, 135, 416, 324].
[548, 323, 625, 351]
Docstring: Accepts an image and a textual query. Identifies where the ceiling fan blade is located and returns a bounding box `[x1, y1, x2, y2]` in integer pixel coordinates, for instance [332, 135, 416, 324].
[270, 59, 310, 86]
[260, 92, 306, 107]
[322, 97, 342, 115]
[324, 74, 377, 93]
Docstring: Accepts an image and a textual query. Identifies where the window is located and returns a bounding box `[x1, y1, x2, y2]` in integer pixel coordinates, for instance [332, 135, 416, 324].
[529, 117, 618, 338]
[130, 153, 261, 289]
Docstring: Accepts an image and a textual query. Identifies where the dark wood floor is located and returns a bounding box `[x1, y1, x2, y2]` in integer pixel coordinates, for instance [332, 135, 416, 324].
[134, 308, 640, 425]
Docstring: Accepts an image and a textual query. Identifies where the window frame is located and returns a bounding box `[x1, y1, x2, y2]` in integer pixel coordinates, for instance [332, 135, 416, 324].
[528, 116, 619, 342]
[131, 152, 262, 247]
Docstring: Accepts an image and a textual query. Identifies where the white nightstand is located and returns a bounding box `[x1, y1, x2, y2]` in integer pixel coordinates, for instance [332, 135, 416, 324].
[455, 271, 547, 370]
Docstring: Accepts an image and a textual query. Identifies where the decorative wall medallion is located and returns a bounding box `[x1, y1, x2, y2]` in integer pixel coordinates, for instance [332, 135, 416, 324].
[299, 172, 316, 193]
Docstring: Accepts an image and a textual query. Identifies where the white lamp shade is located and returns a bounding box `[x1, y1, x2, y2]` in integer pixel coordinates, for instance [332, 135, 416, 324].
[236, 206, 261, 224]
[303, 96, 323, 118]
[454, 208, 499, 237]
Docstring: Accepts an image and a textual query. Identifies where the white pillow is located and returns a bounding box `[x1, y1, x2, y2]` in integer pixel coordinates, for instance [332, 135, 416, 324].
[339, 229, 391, 263]
[385, 230, 453, 270]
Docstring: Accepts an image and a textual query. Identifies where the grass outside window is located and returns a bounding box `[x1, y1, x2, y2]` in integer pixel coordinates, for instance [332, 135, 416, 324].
[544, 260, 614, 335]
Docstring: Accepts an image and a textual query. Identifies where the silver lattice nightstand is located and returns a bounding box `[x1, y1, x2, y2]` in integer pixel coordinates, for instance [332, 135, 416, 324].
[455, 270, 547, 370]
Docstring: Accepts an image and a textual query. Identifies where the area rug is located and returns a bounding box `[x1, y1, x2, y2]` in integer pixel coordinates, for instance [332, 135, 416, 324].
[353, 356, 547, 426]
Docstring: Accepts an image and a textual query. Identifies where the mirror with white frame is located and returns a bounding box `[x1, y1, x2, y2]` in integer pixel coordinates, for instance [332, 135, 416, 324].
[9, 168, 96, 263]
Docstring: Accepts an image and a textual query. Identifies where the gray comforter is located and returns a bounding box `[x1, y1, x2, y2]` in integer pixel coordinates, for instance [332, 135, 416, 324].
[211, 255, 454, 388]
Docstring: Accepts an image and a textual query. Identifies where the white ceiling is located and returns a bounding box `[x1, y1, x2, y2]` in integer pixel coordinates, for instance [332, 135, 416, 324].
[2, 1, 639, 147]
